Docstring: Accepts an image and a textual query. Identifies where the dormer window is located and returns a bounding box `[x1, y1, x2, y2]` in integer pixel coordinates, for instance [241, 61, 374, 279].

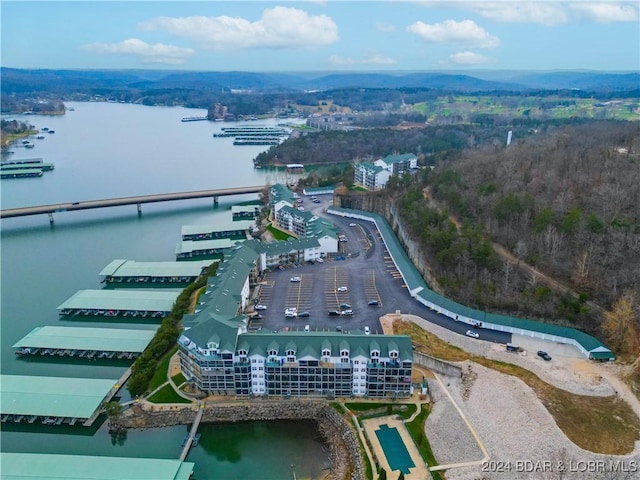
[322, 349, 331, 357]
[268, 349, 277, 356]
[371, 351, 379, 358]
[390, 351, 398, 358]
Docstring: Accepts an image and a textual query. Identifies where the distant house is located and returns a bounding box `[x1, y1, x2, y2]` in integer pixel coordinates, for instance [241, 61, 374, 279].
[376, 153, 418, 175]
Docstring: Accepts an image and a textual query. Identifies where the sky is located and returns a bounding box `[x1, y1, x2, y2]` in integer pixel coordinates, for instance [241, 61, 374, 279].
[1, 1, 638, 72]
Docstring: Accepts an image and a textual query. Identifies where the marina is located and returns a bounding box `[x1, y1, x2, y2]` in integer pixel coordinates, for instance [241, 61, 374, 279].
[1, 167, 43, 178]
[181, 219, 255, 241]
[175, 238, 236, 260]
[12, 326, 156, 360]
[99, 259, 214, 285]
[0, 453, 195, 480]
[56, 289, 180, 318]
[0, 375, 118, 427]
[181, 116, 208, 122]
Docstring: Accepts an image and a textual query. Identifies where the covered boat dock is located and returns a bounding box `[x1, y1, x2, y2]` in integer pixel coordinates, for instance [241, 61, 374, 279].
[0, 453, 195, 480]
[0, 375, 118, 426]
[57, 289, 180, 318]
[181, 219, 255, 241]
[13, 326, 156, 360]
[175, 238, 236, 260]
[99, 259, 214, 284]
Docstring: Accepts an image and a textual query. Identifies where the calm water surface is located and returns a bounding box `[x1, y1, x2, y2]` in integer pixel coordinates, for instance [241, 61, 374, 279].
[0, 103, 328, 479]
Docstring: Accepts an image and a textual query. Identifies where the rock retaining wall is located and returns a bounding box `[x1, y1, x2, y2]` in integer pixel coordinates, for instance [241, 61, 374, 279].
[121, 401, 364, 480]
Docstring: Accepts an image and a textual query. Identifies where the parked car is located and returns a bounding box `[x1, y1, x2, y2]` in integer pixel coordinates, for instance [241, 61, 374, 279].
[506, 343, 519, 352]
[537, 350, 552, 361]
[335, 325, 343, 332]
[297, 311, 310, 317]
[349, 223, 357, 227]
[465, 330, 480, 338]
[336, 286, 348, 292]
[251, 313, 263, 320]
[367, 300, 379, 306]
[341, 309, 353, 316]
[316, 258, 324, 263]
[339, 303, 351, 310]
[304, 325, 310, 332]
[290, 276, 301, 282]
[328, 310, 341, 316]
[255, 304, 267, 310]
[364, 326, 370, 335]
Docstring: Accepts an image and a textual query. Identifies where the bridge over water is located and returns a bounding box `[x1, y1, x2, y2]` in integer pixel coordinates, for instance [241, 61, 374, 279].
[0, 185, 266, 223]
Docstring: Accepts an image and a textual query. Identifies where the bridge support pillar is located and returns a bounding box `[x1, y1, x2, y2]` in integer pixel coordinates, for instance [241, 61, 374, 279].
[137, 203, 142, 214]
[48, 212, 54, 224]
[213, 196, 219, 208]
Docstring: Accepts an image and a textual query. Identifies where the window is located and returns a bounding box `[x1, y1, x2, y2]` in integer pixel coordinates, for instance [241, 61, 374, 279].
[322, 349, 330, 357]
[268, 350, 277, 356]
[390, 351, 398, 358]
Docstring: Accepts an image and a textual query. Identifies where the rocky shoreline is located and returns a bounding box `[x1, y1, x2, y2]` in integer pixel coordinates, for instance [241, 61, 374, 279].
[121, 400, 364, 480]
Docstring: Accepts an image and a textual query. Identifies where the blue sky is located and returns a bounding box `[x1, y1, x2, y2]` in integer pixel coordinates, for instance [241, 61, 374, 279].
[2, 1, 638, 72]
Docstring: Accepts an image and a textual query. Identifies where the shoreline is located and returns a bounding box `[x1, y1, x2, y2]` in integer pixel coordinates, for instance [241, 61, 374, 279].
[120, 400, 365, 480]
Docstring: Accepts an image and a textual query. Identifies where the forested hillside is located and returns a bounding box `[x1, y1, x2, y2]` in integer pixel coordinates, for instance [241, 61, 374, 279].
[388, 120, 639, 357]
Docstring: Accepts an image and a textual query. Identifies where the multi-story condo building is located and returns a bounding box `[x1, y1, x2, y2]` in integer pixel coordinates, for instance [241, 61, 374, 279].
[178, 241, 414, 398]
[354, 153, 418, 191]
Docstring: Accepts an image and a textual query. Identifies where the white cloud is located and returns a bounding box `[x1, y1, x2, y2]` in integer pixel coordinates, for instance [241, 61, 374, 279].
[138, 7, 338, 50]
[375, 22, 396, 32]
[423, 1, 638, 26]
[570, 3, 639, 23]
[449, 51, 490, 65]
[407, 19, 500, 48]
[329, 53, 397, 66]
[83, 38, 194, 65]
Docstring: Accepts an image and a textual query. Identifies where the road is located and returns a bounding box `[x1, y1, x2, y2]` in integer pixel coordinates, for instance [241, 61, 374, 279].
[250, 193, 511, 346]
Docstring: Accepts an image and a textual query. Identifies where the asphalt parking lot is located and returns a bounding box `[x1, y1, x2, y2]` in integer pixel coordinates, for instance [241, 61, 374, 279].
[248, 193, 511, 345]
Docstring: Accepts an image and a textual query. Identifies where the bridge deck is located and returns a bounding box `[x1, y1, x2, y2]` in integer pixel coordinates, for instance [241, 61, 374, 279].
[0, 185, 265, 219]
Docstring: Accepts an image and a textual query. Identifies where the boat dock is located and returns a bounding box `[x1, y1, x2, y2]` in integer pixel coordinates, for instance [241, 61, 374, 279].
[1, 157, 55, 178]
[233, 137, 281, 146]
[99, 259, 215, 285]
[175, 238, 236, 260]
[12, 326, 156, 360]
[1, 167, 43, 178]
[0, 375, 117, 427]
[1, 453, 195, 480]
[181, 116, 208, 122]
[181, 220, 255, 241]
[56, 289, 180, 318]
[179, 406, 204, 461]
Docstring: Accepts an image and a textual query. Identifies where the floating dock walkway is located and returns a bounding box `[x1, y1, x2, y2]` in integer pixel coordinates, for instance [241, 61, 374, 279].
[181, 220, 255, 241]
[13, 326, 156, 360]
[1, 453, 195, 480]
[99, 259, 215, 285]
[57, 289, 180, 318]
[175, 238, 237, 260]
[1, 157, 55, 178]
[0, 375, 118, 427]
[180, 406, 204, 461]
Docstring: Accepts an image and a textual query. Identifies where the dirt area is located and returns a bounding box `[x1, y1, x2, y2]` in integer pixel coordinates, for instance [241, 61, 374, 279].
[391, 313, 640, 479]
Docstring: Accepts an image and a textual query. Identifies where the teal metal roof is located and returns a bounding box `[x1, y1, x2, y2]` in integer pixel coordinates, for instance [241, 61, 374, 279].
[0, 453, 195, 480]
[175, 238, 236, 255]
[278, 205, 315, 222]
[382, 153, 417, 164]
[328, 206, 614, 360]
[0, 375, 116, 419]
[269, 183, 296, 205]
[12, 326, 156, 353]
[99, 259, 214, 278]
[181, 220, 255, 236]
[56, 290, 179, 312]
[302, 186, 336, 195]
[358, 161, 385, 173]
[232, 204, 261, 213]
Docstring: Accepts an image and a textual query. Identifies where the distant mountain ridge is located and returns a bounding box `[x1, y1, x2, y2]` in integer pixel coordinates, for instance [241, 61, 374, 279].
[2, 67, 638, 94]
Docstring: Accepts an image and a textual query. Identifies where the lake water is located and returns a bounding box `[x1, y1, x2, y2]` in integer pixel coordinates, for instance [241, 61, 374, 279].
[0, 102, 329, 479]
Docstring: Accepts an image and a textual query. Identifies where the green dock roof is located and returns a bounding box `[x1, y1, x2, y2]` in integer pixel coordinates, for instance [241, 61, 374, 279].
[12, 326, 156, 353]
[181, 220, 255, 236]
[99, 259, 214, 278]
[0, 453, 195, 480]
[0, 375, 116, 419]
[175, 238, 237, 255]
[56, 289, 179, 312]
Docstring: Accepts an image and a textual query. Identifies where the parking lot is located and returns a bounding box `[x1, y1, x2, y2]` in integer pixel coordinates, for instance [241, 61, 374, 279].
[247, 192, 511, 345]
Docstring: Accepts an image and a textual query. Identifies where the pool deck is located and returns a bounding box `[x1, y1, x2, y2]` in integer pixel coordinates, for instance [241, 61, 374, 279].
[362, 415, 429, 480]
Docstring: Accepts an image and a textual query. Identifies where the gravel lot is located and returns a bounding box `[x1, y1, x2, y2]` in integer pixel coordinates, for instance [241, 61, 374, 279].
[398, 314, 640, 480]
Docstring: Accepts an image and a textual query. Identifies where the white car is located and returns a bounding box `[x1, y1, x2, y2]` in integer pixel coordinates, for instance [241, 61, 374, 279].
[465, 330, 480, 338]
[364, 326, 370, 335]
[336, 286, 348, 292]
[349, 223, 357, 227]
[304, 324, 310, 332]
[316, 258, 324, 263]
[290, 276, 301, 282]
[255, 304, 267, 310]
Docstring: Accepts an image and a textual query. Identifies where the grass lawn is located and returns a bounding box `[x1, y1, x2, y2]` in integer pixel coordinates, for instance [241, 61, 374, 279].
[148, 345, 178, 392]
[404, 404, 443, 480]
[172, 372, 186, 386]
[393, 319, 640, 455]
[344, 402, 417, 420]
[267, 224, 295, 241]
[147, 383, 192, 404]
